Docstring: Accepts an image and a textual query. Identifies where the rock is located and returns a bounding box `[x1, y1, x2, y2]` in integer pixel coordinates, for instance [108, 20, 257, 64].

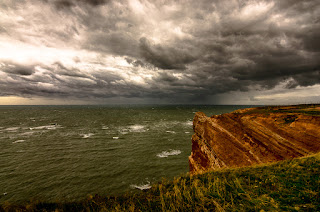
[189, 105, 320, 174]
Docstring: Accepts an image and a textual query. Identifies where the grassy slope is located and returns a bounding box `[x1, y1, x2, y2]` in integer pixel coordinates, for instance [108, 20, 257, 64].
[1, 153, 320, 211]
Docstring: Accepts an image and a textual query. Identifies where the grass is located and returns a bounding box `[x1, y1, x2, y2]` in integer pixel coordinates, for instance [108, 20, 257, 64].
[242, 104, 320, 116]
[1, 153, 320, 211]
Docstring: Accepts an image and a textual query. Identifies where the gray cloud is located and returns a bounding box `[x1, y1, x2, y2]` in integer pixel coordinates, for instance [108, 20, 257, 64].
[139, 37, 196, 70]
[0, 0, 319, 104]
[52, 0, 109, 9]
[87, 32, 139, 56]
[289, 70, 320, 88]
[1, 63, 35, 76]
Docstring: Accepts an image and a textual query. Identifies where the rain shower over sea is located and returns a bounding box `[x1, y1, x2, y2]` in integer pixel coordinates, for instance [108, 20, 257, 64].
[0, 105, 252, 202]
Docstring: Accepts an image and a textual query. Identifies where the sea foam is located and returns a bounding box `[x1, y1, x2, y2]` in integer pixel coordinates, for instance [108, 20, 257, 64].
[128, 125, 146, 132]
[20, 131, 35, 136]
[29, 124, 60, 130]
[118, 124, 146, 134]
[131, 182, 151, 190]
[184, 121, 193, 126]
[157, 150, 181, 158]
[82, 133, 94, 138]
[5, 127, 20, 131]
[12, 140, 25, 144]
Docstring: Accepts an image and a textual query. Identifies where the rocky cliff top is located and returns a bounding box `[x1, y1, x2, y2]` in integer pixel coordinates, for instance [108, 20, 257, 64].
[189, 104, 320, 174]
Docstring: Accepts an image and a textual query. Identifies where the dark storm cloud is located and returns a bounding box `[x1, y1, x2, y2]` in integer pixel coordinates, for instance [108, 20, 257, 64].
[52, 62, 90, 78]
[1, 0, 320, 104]
[53, 0, 74, 9]
[0, 61, 150, 100]
[139, 37, 196, 70]
[125, 58, 145, 68]
[182, 0, 320, 96]
[52, 0, 109, 9]
[87, 32, 139, 56]
[1, 64, 35, 76]
[288, 70, 320, 88]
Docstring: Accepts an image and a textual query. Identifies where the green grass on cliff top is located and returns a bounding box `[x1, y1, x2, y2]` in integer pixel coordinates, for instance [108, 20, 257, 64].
[242, 104, 320, 116]
[2, 153, 320, 211]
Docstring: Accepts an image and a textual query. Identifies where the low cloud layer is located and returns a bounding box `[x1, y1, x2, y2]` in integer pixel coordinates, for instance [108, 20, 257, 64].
[0, 0, 319, 104]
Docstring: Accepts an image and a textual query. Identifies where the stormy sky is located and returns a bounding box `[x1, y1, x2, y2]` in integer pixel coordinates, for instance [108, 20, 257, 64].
[0, 0, 319, 105]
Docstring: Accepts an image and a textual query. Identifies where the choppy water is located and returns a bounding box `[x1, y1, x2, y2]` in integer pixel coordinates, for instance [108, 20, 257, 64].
[0, 105, 252, 203]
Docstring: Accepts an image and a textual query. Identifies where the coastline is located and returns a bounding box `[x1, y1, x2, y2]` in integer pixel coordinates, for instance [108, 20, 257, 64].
[1, 104, 320, 211]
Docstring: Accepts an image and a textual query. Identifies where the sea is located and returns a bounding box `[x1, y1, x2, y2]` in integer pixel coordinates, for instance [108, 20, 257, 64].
[0, 105, 253, 203]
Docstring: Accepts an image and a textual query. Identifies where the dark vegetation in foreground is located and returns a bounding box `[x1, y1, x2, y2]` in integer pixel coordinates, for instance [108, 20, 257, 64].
[1, 153, 320, 211]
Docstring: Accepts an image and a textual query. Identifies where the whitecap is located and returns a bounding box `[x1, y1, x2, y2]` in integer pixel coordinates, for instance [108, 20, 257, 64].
[117, 125, 146, 134]
[166, 130, 176, 134]
[20, 131, 35, 136]
[12, 140, 25, 144]
[128, 125, 146, 133]
[131, 182, 151, 190]
[102, 126, 109, 130]
[118, 127, 129, 134]
[113, 136, 119, 139]
[157, 150, 181, 158]
[30, 124, 60, 130]
[184, 121, 193, 126]
[82, 133, 94, 138]
[5, 127, 20, 131]
[185, 132, 190, 134]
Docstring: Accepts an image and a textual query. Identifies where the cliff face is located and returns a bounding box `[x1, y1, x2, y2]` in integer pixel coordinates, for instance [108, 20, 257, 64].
[189, 105, 320, 174]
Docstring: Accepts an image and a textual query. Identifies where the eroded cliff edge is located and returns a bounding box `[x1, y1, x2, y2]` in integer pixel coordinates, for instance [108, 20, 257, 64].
[189, 105, 320, 174]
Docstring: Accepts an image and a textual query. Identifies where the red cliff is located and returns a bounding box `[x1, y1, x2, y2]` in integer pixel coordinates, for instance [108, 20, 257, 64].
[189, 105, 320, 174]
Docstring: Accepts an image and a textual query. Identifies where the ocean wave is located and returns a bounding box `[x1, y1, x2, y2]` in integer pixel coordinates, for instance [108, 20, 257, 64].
[184, 121, 193, 126]
[128, 125, 146, 132]
[157, 150, 181, 158]
[131, 182, 151, 190]
[154, 121, 180, 129]
[118, 127, 129, 135]
[118, 124, 147, 134]
[12, 140, 26, 144]
[29, 124, 60, 130]
[20, 131, 35, 136]
[81, 133, 94, 138]
[5, 127, 20, 131]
